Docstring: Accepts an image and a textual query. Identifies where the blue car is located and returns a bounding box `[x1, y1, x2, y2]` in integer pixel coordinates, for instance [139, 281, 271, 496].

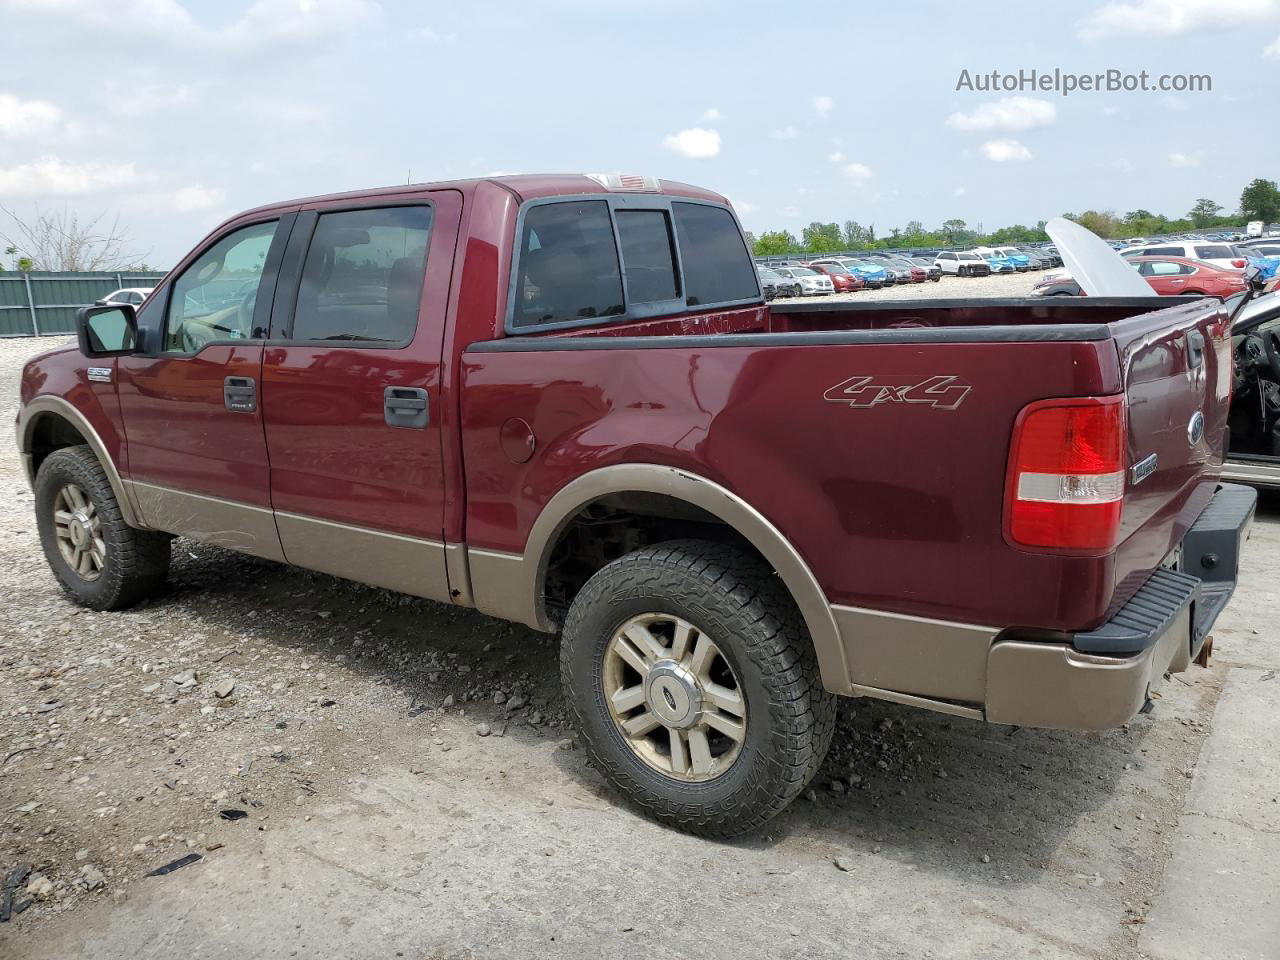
[1245, 254, 1280, 280]
[989, 246, 1033, 271]
[983, 255, 1016, 274]
[823, 257, 890, 287]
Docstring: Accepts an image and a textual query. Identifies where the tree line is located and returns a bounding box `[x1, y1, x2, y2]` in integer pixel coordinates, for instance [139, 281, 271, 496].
[746, 177, 1280, 256]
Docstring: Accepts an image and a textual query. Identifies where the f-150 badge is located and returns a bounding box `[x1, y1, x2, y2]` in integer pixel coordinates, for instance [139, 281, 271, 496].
[823, 375, 972, 410]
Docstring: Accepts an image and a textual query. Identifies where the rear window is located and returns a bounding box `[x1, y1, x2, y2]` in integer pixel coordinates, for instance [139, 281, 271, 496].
[615, 210, 678, 303]
[513, 201, 624, 329]
[672, 202, 758, 306]
[1194, 245, 1233, 259]
[1139, 246, 1183, 257]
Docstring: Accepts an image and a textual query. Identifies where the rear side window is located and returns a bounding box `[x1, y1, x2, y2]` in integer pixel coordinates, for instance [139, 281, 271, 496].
[1194, 244, 1232, 260]
[1141, 246, 1182, 257]
[293, 206, 433, 343]
[672, 202, 758, 306]
[514, 201, 624, 329]
[615, 210, 678, 303]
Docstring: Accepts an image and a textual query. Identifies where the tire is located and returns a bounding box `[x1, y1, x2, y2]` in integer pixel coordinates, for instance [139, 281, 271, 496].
[958, 265, 969, 277]
[561, 539, 836, 838]
[35, 445, 171, 610]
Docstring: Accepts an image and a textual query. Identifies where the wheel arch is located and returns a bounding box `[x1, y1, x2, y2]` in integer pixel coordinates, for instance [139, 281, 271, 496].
[17, 397, 145, 529]
[470, 464, 849, 693]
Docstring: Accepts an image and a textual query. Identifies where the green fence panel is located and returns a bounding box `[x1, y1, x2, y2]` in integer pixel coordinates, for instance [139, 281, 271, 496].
[0, 272, 167, 336]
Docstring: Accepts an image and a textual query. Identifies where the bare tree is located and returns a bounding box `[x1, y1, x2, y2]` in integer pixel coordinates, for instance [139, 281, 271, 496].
[0, 206, 150, 272]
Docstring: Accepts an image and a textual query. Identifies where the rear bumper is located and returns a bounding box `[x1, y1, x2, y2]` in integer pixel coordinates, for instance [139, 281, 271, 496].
[986, 483, 1256, 729]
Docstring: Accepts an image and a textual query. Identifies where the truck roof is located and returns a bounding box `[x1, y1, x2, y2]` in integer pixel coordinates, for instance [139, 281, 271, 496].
[226, 174, 730, 223]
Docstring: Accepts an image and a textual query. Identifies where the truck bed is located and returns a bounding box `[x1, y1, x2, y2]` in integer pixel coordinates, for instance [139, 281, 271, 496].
[464, 294, 1231, 637]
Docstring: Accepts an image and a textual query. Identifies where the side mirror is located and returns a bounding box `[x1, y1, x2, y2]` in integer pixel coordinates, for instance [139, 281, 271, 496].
[76, 304, 137, 358]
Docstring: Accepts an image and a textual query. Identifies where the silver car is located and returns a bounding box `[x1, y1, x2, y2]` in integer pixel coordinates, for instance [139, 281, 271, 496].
[773, 266, 834, 297]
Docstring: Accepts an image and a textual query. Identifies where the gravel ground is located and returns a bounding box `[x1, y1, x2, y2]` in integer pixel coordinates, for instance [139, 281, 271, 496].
[1, 319, 1277, 960]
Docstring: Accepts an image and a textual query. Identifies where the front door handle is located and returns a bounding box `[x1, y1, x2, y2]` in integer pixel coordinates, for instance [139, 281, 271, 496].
[384, 386, 429, 428]
[224, 376, 256, 412]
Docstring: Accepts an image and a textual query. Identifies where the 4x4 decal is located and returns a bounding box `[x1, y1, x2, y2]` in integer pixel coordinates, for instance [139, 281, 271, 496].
[824, 375, 972, 410]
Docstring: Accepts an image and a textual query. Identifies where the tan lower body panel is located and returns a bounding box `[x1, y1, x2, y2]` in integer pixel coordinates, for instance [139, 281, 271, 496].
[128, 481, 285, 562]
[984, 606, 1189, 730]
[834, 604, 997, 704]
[467, 547, 533, 625]
[275, 512, 451, 604]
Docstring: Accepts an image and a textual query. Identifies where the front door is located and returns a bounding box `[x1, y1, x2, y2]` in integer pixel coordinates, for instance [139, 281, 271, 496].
[261, 193, 461, 601]
[117, 214, 295, 560]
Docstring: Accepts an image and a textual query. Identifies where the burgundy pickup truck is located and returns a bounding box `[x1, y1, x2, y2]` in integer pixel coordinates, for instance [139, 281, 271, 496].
[16, 174, 1255, 836]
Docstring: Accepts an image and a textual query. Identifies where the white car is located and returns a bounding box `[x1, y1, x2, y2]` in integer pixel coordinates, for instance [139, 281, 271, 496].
[934, 251, 992, 277]
[772, 265, 834, 296]
[1121, 242, 1246, 272]
[95, 287, 155, 308]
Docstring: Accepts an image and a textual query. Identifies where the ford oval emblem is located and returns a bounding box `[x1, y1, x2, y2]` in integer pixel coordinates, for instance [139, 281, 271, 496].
[1187, 411, 1205, 446]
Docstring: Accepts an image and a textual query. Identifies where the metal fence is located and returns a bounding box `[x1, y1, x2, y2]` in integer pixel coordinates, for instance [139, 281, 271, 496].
[0, 271, 168, 337]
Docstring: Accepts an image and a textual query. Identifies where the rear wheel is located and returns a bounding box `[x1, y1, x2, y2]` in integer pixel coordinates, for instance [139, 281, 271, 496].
[958, 265, 969, 277]
[561, 540, 836, 838]
[35, 446, 171, 610]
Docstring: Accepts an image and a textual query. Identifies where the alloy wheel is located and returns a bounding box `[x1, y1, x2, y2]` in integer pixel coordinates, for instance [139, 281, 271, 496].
[602, 613, 747, 782]
[53, 483, 105, 581]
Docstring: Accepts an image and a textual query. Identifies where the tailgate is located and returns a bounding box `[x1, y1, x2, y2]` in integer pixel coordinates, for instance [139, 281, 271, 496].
[1111, 298, 1232, 599]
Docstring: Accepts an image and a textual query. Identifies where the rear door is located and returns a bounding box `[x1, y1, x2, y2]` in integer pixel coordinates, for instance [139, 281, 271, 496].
[260, 192, 462, 602]
[117, 214, 295, 560]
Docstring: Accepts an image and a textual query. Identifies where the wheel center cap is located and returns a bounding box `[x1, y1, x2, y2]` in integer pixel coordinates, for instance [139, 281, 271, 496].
[645, 660, 700, 729]
[68, 512, 91, 548]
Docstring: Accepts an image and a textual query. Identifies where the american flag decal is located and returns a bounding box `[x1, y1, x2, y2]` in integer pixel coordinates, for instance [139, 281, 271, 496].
[586, 173, 661, 193]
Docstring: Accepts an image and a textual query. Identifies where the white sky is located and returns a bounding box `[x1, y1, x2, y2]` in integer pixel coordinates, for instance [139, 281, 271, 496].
[1, 0, 1277, 266]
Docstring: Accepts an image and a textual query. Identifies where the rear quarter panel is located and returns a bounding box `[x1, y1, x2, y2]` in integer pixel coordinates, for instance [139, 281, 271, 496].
[461, 335, 1137, 631]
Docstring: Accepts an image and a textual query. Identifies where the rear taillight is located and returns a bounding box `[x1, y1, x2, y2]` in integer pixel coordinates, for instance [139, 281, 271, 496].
[1007, 396, 1127, 552]
[1231, 259, 1246, 268]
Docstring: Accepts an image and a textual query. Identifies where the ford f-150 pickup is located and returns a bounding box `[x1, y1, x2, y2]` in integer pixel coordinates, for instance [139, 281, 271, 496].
[16, 174, 1256, 837]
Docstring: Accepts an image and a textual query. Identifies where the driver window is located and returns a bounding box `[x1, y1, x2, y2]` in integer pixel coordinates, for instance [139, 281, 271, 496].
[165, 220, 278, 354]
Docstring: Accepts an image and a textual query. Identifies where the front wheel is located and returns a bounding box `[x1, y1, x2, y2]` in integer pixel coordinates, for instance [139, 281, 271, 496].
[35, 446, 171, 610]
[561, 540, 836, 838]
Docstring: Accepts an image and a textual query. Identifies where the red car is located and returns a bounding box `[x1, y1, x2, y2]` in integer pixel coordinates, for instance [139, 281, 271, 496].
[1129, 256, 1248, 298]
[805, 260, 865, 292]
[22, 173, 1252, 838]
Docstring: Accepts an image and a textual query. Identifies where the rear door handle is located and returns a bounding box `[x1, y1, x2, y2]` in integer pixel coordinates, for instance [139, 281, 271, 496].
[224, 376, 257, 412]
[384, 386, 429, 428]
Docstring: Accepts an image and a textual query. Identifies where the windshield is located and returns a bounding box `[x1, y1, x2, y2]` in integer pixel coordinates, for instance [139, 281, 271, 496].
[820, 263, 851, 274]
[757, 268, 781, 280]
[789, 266, 818, 276]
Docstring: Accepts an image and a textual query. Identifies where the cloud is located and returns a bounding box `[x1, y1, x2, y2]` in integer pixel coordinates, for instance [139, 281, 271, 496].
[954, 186, 968, 197]
[770, 126, 798, 140]
[1111, 158, 1135, 173]
[778, 205, 801, 218]
[416, 26, 458, 42]
[0, 0, 384, 53]
[841, 163, 873, 184]
[661, 127, 720, 159]
[103, 83, 199, 118]
[171, 185, 225, 211]
[0, 92, 64, 139]
[980, 138, 1032, 162]
[1077, 0, 1278, 40]
[1161, 95, 1188, 111]
[945, 96, 1056, 133]
[813, 95, 834, 119]
[1168, 150, 1202, 168]
[1266, 32, 1280, 55]
[700, 107, 721, 122]
[0, 156, 139, 195]
[1102, 105, 1121, 116]
[827, 151, 846, 163]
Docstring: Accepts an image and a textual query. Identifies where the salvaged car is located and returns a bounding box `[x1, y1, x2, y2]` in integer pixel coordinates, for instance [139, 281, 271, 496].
[1225, 289, 1280, 488]
[17, 174, 1255, 838]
